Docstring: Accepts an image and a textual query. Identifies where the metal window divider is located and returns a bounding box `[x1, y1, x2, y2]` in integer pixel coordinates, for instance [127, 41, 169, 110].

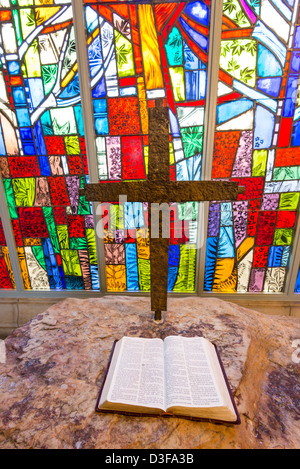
[72, 0, 108, 295]
[0, 172, 24, 292]
[196, 0, 223, 297]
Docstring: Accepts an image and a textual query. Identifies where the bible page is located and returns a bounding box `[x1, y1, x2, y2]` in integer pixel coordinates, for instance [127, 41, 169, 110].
[164, 336, 223, 409]
[106, 337, 165, 410]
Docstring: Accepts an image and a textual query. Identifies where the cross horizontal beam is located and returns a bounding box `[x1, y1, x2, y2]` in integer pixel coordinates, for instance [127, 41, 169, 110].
[80, 180, 244, 204]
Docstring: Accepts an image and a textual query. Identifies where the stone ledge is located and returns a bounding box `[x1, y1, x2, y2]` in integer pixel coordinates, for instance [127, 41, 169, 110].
[0, 297, 299, 340]
[0, 296, 299, 449]
[0, 299, 60, 338]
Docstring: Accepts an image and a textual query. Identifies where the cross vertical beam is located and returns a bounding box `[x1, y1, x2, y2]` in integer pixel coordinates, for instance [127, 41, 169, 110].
[148, 100, 170, 320]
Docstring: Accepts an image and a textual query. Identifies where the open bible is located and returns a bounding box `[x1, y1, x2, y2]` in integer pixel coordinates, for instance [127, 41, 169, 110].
[96, 336, 240, 424]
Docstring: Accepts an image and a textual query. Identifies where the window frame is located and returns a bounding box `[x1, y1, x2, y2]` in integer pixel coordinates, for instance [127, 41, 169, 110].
[0, 0, 299, 302]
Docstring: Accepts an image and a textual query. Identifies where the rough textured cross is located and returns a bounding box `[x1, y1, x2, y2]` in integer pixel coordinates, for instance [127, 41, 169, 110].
[81, 99, 242, 320]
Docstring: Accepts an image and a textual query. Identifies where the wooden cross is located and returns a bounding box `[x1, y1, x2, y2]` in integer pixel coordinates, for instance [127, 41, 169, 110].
[81, 99, 243, 321]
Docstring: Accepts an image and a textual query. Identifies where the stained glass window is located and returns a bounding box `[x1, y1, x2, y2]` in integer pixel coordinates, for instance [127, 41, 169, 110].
[84, 0, 211, 292]
[204, 0, 300, 294]
[295, 266, 300, 293]
[0, 217, 14, 289]
[0, 0, 99, 291]
[0, 0, 299, 297]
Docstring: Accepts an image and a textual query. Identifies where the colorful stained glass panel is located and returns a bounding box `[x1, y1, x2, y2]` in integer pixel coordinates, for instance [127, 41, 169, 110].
[0, 216, 15, 289]
[204, 0, 300, 293]
[295, 266, 300, 293]
[85, 1, 211, 292]
[0, 0, 99, 291]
